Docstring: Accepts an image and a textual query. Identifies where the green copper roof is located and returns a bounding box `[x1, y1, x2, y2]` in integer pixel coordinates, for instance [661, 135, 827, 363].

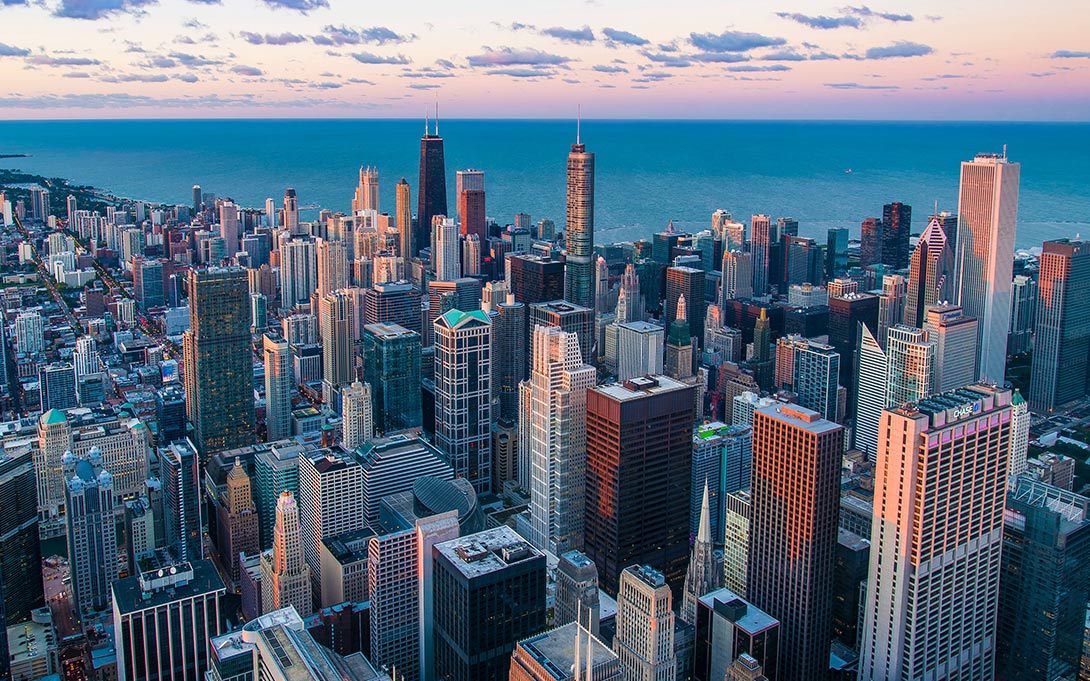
[40, 408, 67, 426]
[437, 308, 490, 328]
[1011, 389, 1025, 406]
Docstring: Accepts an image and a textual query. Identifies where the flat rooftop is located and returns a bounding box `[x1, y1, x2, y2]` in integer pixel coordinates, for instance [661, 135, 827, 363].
[112, 559, 225, 616]
[755, 402, 841, 435]
[699, 588, 779, 635]
[516, 622, 616, 679]
[434, 525, 544, 579]
[593, 374, 688, 402]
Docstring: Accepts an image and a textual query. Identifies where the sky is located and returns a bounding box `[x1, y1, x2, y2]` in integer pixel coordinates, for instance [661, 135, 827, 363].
[0, 0, 1088, 120]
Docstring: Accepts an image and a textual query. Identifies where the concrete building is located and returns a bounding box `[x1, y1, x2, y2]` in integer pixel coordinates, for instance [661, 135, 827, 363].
[64, 448, 118, 619]
[340, 381, 374, 451]
[261, 491, 313, 617]
[509, 622, 620, 681]
[613, 564, 676, 681]
[923, 304, 979, 393]
[298, 450, 365, 598]
[694, 589, 780, 681]
[1030, 238, 1090, 411]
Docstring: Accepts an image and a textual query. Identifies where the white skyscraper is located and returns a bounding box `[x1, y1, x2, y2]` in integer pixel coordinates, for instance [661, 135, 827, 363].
[260, 490, 313, 617]
[73, 335, 101, 379]
[615, 321, 664, 382]
[315, 238, 348, 297]
[320, 290, 355, 411]
[854, 325, 887, 460]
[297, 450, 364, 597]
[352, 166, 380, 214]
[885, 325, 935, 408]
[520, 326, 596, 554]
[434, 217, 460, 281]
[219, 201, 240, 257]
[263, 333, 292, 442]
[613, 565, 676, 681]
[860, 385, 1011, 681]
[956, 152, 1019, 382]
[279, 238, 317, 309]
[876, 273, 906, 347]
[265, 197, 276, 228]
[721, 250, 754, 306]
[1009, 389, 1030, 484]
[341, 381, 374, 451]
[924, 303, 979, 392]
[14, 311, 45, 354]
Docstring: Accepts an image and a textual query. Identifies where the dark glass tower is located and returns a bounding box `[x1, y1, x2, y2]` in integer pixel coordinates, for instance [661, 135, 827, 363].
[881, 201, 912, 270]
[0, 449, 43, 625]
[564, 136, 595, 310]
[362, 322, 423, 434]
[417, 118, 447, 258]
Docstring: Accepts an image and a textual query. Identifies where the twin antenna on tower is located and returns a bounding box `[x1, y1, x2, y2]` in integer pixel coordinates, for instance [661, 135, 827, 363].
[424, 102, 439, 137]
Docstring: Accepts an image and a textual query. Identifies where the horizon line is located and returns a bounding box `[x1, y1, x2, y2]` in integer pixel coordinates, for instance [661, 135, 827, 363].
[1, 116, 1090, 125]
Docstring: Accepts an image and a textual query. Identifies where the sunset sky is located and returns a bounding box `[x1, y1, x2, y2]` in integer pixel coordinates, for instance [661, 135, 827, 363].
[0, 0, 1087, 119]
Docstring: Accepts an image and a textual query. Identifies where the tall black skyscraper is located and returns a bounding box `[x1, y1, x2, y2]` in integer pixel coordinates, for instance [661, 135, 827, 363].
[417, 113, 447, 258]
[564, 128, 595, 310]
[881, 202, 912, 270]
[0, 449, 43, 624]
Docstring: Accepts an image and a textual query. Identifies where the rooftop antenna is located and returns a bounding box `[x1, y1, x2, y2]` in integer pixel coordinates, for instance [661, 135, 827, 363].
[435, 100, 439, 137]
[424, 107, 429, 137]
[934, 199, 939, 216]
[1003, 143, 1008, 159]
[576, 104, 581, 145]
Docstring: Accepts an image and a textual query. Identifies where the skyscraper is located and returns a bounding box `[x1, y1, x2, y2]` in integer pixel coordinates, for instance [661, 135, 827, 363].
[555, 550, 601, 635]
[319, 290, 355, 411]
[509, 622, 619, 681]
[694, 588, 780, 681]
[780, 336, 841, 422]
[876, 273, 905, 346]
[184, 267, 255, 456]
[880, 201, 911, 270]
[860, 385, 1012, 681]
[39, 362, 77, 412]
[433, 309, 492, 493]
[217, 459, 259, 588]
[395, 176, 413, 260]
[219, 201, 240, 257]
[340, 381, 373, 450]
[828, 291, 879, 390]
[522, 326, 596, 554]
[160, 439, 202, 562]
[260, 490, 313, 617]
[279, 237, 317, 309]
[750, 215, 771, 295]
[923, 303, 979, 392]
[666, 294, 695, 381]
[1030, 238, 1090, 411]
[64, 448, 118, 618]
[853, 324, 887, 459]
[315, 238, 348, 297]
[613, 564, 676, 681]
[666, 266, 706, 341]
[362, 322, 422, 434]
[298, 449, 364, 598]
[507, 254, 566, 305]
[748, 403, 842, 681]
[352, 166, 380, 213]
[456, 169, 486, 241]
[905, 216, 955, 328]
[417, 116, 447, 258]
[283, 187, 299, 234]
[956, 152, 1020, 382]
[262, 333, 292, 442]
[860, 216, 882, 267]
[564, 134, 595, 310]
[885, 324, 935, 407]
[433, 527, 547, 680]
[1008, 273, 1037, 356]
[615, 321, 664, 381]
[433, 216, 460, 281]
[584, 376, 695, 596]
[826, 227, 849, 279]
[529, 300, 595, 367]
[0, 448, 43, 625]
[492, 297, 527, 420]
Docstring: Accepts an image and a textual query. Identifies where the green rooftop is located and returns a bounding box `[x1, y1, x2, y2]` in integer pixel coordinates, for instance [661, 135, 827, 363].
[40, 408, 67, 426]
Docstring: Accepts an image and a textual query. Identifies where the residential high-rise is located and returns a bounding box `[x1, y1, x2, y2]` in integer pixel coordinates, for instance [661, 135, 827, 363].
[316, 238, 348, 297]
[509, 622, 620, 681]
[352, 166, 380, 213]
[426, 277, 483, 344]
[39, 362, 77, 412]
[924, 303, 979, 392]
[14, 311, 44, 354]
[1030, 238, 1090, 411]
[492, 297, 528, 420]
[262, 333, 292, 442]
[998, 477, 1090, 681]
[876, 273, 905, 346]
[260, 491, 313, 617]
[905, 216, 955, 328]
[433, 527, 547, 680]
[134, 258, 165, 310]
[363, 280, 422, 335]
[585, 376, 695, 596]
[881, 202, 911, 270]
[396, 177, 413, 259]
[183, 267, 255, 456]
[433, 216, 461, 281]
[217, 459, 259, 588]
[297, 449, 364, 597]
[433, 309, 493, 493]
[748, 403, 842, 681]
[694, 589, 780, 681]
[564, 136, 596, 310]
[279, 237, 317, 309]
[0, 448, 43, 625]
[160, 439, 202, 562]
[192, 184, 202, 212]
[613, 564, 676, 681]
[521, 326, 596, 554]
[859, 385, 1012, 681]
[362, 322, 422, 434]
[283, 187, 300, 234]
[956, 152, 1020, 382]
[64, 448, 118, 618]
[615, 321, 664, 381]
[219, 201, 240, 257]
[1008, 273, 1037, 355]
[666, 266, 706, 341]
[860, 216, 882, 267]
[340, 381, 373, 451]
[320, 290, 356, 411]
[681, 483, 723, 626]
[456, 169, 486, 241]
[776, 336, 841, 422]
[555, 550, 601, 635]
[750, 215, 771, 295]
[113, 560, 224, 681]
[417, 117, 447, 258]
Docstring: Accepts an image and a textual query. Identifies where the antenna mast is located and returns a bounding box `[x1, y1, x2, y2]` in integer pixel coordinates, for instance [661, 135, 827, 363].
[577, 104, 581, 145]
[424, 108, 429, 136]
[435, 100, 439, 136]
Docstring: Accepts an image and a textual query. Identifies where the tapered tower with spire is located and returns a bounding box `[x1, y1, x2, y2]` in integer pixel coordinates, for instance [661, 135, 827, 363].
[666, 294, 693, 379]
[681, 480, 723, 625]
[564, 115, 596, 310]
[417, 105, 447, 258]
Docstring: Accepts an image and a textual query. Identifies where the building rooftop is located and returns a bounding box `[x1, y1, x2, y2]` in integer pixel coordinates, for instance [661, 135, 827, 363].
[838, 527, 870, 552]
[434, 525, 544, 579]
[755, 402, 841, 435]
[514, 622, 617, 680]
[362, 322, 416, 339]
[532, 300, 592, 314]
[112, 559, 225, 616]
[593, 374, 688, 402]
[322, 528, 377, 565]
[7, 611, 56, 667]
[699, 588, 779, 636]
[625, 564, 667, 589]
[617, 320, 663, 333]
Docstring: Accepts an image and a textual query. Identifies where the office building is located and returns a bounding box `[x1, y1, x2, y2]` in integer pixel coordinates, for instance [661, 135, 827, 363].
[298, 450, 365, 595]
[885, 325, 935, 407]
[113, 559, 225, 681]
[853, 325, 886, 459]
[521, 326, 596, 554]
[134, 258, 165, 310]
[262, 333, 293, 442]
[433, 527, 547, 680]
[529, 300, 595, 367]
[614, 321, 664, 381]
[493, 297, 528, 420]
[832, 528, 870, 650]
[320, 290, 356, 411]
[860, 216, 882, 267]
[613, 564, 676, 681]
[776, 336, 841, 422]
[318, 528, 374, 608]
[749, 403, 842, 681]
[434, 309, 493, 493]
[508, 254, 566, 305]
[694, 589, 780, 681]
[417, 116, 448, 258]
[509, 622, 620, 681]
[64, 448, 118, 618]
[828, 291, 879, 390]
[456, 169, 486, 241]
[261, 491, 313, 617]
[316, 238, 348, 297]
[426, 277, 483, 344]
[160, 439, 202, 562]
[1009, 273, 1037, 356]
[433, 216, 461, 281]
[1031, 239, 1090, 411]
[340, 381, 373, 451]
[859, 385, 1012, 681]
[826, 227, 849, 279]
[215, 459, 259, 588]
[362, 281, 419, 337]
[956, 152, 1020, 382]
[998, 477, 1090, 681]
[876, 273, 905, 346]
[905, 216, 955, 328]
[493, 418, 518, 492]
[0, 448, 42, 625]
[555, 550, 601, 635]
[666, 266, 706, 342]
[279, 237, 317, 308]
[253, 441, 304, 548]
[880, 202, 911, 270]
[682, 484, 723, 626]
[750, 215, 771, 295]
[183, 267, 255, 456]
[1009, 389, 1030, 481]
[39, 362, 77, 411]
[585, 376, 695, 596]
[924, 304, 979, 392]
[356, 434, 454, 524]
[362, 323, 422, 434]
[565, 135, 595, 310]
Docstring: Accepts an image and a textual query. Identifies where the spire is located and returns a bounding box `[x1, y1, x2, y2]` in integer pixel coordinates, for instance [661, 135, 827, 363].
[677, 293, 687, 322]
[576, 104, 581, 145]
[697, 478, 712, 544]
[435, 100, 439, 136]
[424, 107, 429, 136]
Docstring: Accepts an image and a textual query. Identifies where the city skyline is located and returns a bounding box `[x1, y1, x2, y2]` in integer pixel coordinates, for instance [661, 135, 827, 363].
[0, 1, 1087, 120]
